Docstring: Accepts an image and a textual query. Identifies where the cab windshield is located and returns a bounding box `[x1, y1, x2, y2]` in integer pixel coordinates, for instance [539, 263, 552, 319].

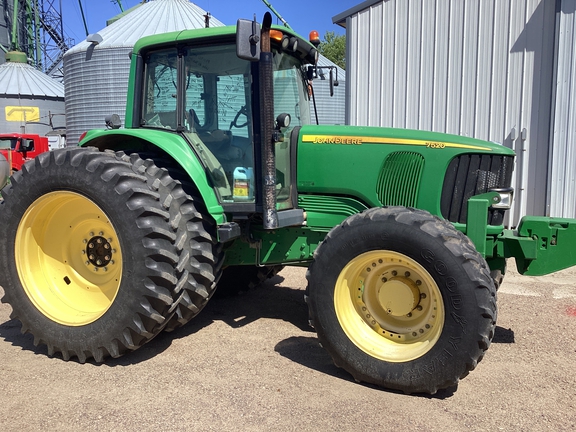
[141, 41, 311, 206]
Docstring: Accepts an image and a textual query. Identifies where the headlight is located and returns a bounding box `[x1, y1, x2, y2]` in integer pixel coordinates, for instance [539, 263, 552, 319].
[489, 188, 514, 209]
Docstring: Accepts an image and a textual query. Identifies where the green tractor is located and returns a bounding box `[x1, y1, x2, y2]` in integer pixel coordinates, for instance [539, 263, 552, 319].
[1, 14, 575, 394]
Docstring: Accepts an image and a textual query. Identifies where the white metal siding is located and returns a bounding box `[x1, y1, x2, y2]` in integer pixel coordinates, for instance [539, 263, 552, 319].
[549, 0, 576, 218]
[345, 0, 557, 224]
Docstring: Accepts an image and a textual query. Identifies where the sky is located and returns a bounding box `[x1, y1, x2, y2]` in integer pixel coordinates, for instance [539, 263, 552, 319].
[60, 0, 360, 47]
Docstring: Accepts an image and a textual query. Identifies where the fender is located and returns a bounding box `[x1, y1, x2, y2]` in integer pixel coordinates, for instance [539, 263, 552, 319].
[80, 128, 225, 224]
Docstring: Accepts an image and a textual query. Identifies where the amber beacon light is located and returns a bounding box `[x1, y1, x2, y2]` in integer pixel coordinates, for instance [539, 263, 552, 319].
[309, 30, 320, 47]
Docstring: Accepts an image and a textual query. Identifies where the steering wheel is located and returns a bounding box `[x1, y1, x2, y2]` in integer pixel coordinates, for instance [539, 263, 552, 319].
[230, 105, 249, 129]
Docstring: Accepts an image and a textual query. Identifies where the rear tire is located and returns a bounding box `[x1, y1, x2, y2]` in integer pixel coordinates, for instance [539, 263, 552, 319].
[125, 153, 224, 332]
[0, 148, 182, 362]
[306, 206, 497, 394]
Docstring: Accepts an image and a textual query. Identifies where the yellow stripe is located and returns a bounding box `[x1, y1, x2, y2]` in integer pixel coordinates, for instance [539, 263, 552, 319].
[301, 135, 491, 151]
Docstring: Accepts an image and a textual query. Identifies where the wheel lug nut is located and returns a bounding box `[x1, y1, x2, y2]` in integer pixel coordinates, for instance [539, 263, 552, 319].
[405, 271, 410, 277]
[416, 280, 422, 285]
[362, 307, 367, 311]
[99, 231, 104, 236]
[97, 238, 102, 244]
[416, 305, 423, 311]
[392, 270, 397, 276]
[85, 261, 90, 266]
[104, 244, 110, 250]
[378, 259, 383, 264]
[89, 232, 94, 237]
[420, 293, 427, 299]
[407, 312, 412, 317]
[381, 277, 387, 283]
[94, 267, 98, 272]
[83, 239, 88, 244]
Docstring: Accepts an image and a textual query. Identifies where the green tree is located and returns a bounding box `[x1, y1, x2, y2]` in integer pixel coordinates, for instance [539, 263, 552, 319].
[318, 31, 346, 70]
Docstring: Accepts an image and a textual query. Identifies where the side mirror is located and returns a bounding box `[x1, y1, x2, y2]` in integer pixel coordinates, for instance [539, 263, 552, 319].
[328, 68, 339, 97]
[307, 66, 315, 81]
[19, 139, 31, 152]
[236, 18, 261, 62]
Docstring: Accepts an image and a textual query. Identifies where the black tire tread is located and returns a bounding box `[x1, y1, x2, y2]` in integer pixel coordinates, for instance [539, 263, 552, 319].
[0, 148, 182, 362]
[306, 206, 497, 394]
[124, 152, 224, 332]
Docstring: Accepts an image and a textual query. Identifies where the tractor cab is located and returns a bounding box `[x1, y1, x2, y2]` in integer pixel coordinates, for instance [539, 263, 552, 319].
[139, 18, 317, 228]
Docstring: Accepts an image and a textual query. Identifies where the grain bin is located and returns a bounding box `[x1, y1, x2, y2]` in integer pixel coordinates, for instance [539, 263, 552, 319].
[0, 51, 65, 135]
[63, 0, 224, 145]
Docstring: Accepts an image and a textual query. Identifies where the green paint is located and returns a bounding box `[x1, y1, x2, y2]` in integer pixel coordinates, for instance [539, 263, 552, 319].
[298, 195, 368, 229]
[501, 217, 576, 276]
[80, 129, 225, 224]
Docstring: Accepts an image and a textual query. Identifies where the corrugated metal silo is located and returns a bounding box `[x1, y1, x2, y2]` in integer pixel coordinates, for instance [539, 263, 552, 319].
[0, 51, 65, 135]
[63, 0, 224, 145]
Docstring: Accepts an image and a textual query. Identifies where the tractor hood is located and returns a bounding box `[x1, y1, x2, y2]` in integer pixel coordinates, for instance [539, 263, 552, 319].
[295, 124, 515, 219]
[296, 124, 514, 154]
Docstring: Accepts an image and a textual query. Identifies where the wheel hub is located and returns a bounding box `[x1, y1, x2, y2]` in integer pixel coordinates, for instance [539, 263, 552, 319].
[86, 235, 113, 267]
[334, 250, 445, 362]
[379, 278, 420, 316]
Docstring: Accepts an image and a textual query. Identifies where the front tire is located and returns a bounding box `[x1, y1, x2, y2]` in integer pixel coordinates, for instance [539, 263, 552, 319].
[0, 148, 181, 362]
[306, 207, 497, 394]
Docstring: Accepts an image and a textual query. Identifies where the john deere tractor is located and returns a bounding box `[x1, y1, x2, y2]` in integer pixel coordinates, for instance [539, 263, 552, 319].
[1, 14, 575, 394]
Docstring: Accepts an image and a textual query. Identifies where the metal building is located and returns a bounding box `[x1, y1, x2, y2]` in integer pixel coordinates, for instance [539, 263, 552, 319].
[0, 51, 65, 135]
[63, 0, 224, 145]
[334, 0, 576, 224]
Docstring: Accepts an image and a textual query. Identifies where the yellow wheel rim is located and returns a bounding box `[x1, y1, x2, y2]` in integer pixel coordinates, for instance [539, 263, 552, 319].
[15, 191, 122, 326]
[334, 250, 444, 362]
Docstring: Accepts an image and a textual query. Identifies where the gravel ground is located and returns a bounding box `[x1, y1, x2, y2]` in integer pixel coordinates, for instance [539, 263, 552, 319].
[1, 263, 575, 431]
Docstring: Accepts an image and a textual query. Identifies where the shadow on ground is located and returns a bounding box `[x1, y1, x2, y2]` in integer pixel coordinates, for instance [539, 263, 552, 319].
[493, 326, 515, 343]
[0, 276, 514, 398]
[0, 275, 312, 365]
[273, 334, 459, 399]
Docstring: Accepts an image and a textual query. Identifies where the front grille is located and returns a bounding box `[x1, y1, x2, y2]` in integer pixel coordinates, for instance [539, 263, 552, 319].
[441, 154, 514, 225]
